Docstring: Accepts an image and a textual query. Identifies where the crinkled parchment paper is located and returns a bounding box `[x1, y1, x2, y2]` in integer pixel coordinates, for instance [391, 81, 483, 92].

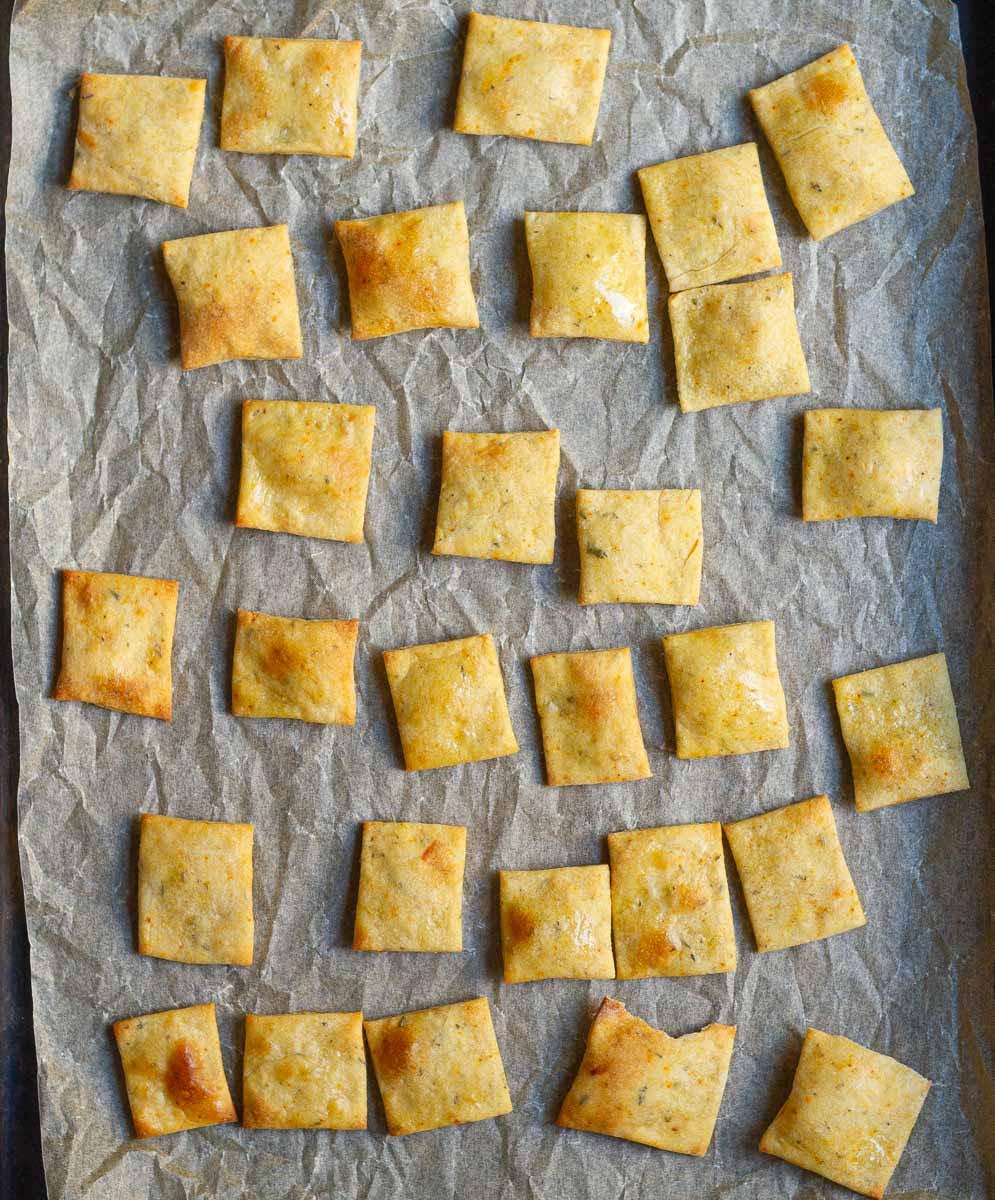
[6, 0, 995, 1196]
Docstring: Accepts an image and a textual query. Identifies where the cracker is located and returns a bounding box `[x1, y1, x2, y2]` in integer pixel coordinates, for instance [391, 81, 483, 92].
[221, 36, 361, 157]
[499, 865, 614, 983]
[760, 1028, 930, 1198]
[662, 620, 789, 758]
[335, 202, 479, 340]
[749, 44, 914, 241]
[454, 12, 610, 145]
[557, 998, 736, 1156]
[236, 400, 375, 543]
[832, 652, 968, 812]
[53, 569, 178, 721]
[68, 72, 206, 207]
[112, 1003, 236, 1138]
[353, 821, 466, 952]
[638, 142, 781, 291]
[364, 998, 512, 1135]
[669, 273, 810, 412]
[232, 608, 358, 725]
[138, 814, 254, 966]
[383, 634, 518, 771]
[530, 647, 651, 786]
[162, 224, 303, 370]
[433, 429, 560, 564]
[242, 1011, 366, 1130]
[576, 488, 702, 605]
[525, 211, 649, 342]
[724, 796, 865, 953]
[802, 408, 942, 522]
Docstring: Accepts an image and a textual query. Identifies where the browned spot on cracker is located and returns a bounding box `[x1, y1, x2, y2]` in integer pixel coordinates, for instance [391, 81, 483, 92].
[378, 1026, 414, 1076]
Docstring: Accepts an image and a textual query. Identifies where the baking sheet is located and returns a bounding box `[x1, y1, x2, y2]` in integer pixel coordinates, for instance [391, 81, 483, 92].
[6, 0, 995, 1196]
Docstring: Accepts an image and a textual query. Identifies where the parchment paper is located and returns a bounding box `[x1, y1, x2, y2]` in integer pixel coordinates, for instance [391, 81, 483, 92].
[6, 1, 995, 1196]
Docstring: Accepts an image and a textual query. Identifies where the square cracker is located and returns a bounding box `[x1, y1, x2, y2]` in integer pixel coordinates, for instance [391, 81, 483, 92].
[576, 488, 702, 605]
[232, 608, 358, 725]
[832, 652, 968, 812]
[669, 272, 810, 412]
[353, 821, 466, 952]
[608, 822, 736, 978]
[723, 795, 865, 953]
[53, 569, 179, 720]
[662, 620, 789, 758]
[236, 400, 375, 543]
[802, 408, 942, 522]
[68, 72, 206, 207]
[638, 142, 781, 291]
[499, 865, 614, 983]
[242, 1012, 366, 1130]
[557, 998, 736, 1156]
[454, 12, 610, 146]
[760, 1028, 930, 1198]
[364, 998, 512, 1135]
[383, 634, 518, 771]
[531, 647, 651, 786]
[138, 813, 254, 966]
[335, 202, 479, 340]
[221, 36, 362, 157]
[162, 224, 303, 370]
[433, 429, 560, 564]
[749, 44, 914, 241]
[113, 1003, 236, 1138]
[525, 212, 649, 342]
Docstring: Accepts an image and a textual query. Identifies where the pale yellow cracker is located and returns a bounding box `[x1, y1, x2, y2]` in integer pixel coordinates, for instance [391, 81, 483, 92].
[221, 36, 361, 157]
[454, 12, 610, 145]
[531, 647, 651, 786]
[53, 569, 178, 721]
[802, 408, 942, 522]
[576, 489, 702, 605]
[638, 142, 781, 291]
[499, 865, 614, 983]
[832, 652, 968, 812]
[724, 796, 865, 953]
[138, 814, 254, 966]
[761, 1028, 930, 1198]
[353, 821, 466, 952]
[669, 273, 810, 412]
[433, 429, 560, 564]
[335, 202, 479, 340]
[242, 1012, 366, 1130]
[364, 998, 512, 1135]
[68, 72, 206, 207]
[662, 620, 789, 758]
[383, 634, 518, 771]
[749, 44, 914, 241]
[557, 998, 736, 1157]
[525, 211, 649, 342]
[113, 1003, 236, 1138]
[162, 224, 303, 370]
[608, 822, 736, 979]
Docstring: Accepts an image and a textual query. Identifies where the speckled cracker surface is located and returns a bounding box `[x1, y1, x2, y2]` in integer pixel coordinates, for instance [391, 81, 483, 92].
[724, 796, 865, 953]
[53, 569, 178, 720]
[112, 1003, 236, 1138]
[242, 1012, 366, 1130]
[761, 1028, 930, 1198]
[832, 652, 968, 812]
[454, 12, 610, 145]
[557, 999, 736, 1156]
[364, 998, 512, 1135]
[750, 43, 914, 241]
[138, 814, 254, 966]
[353, 821, 466, 952]
[68, 72, 205, 207]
